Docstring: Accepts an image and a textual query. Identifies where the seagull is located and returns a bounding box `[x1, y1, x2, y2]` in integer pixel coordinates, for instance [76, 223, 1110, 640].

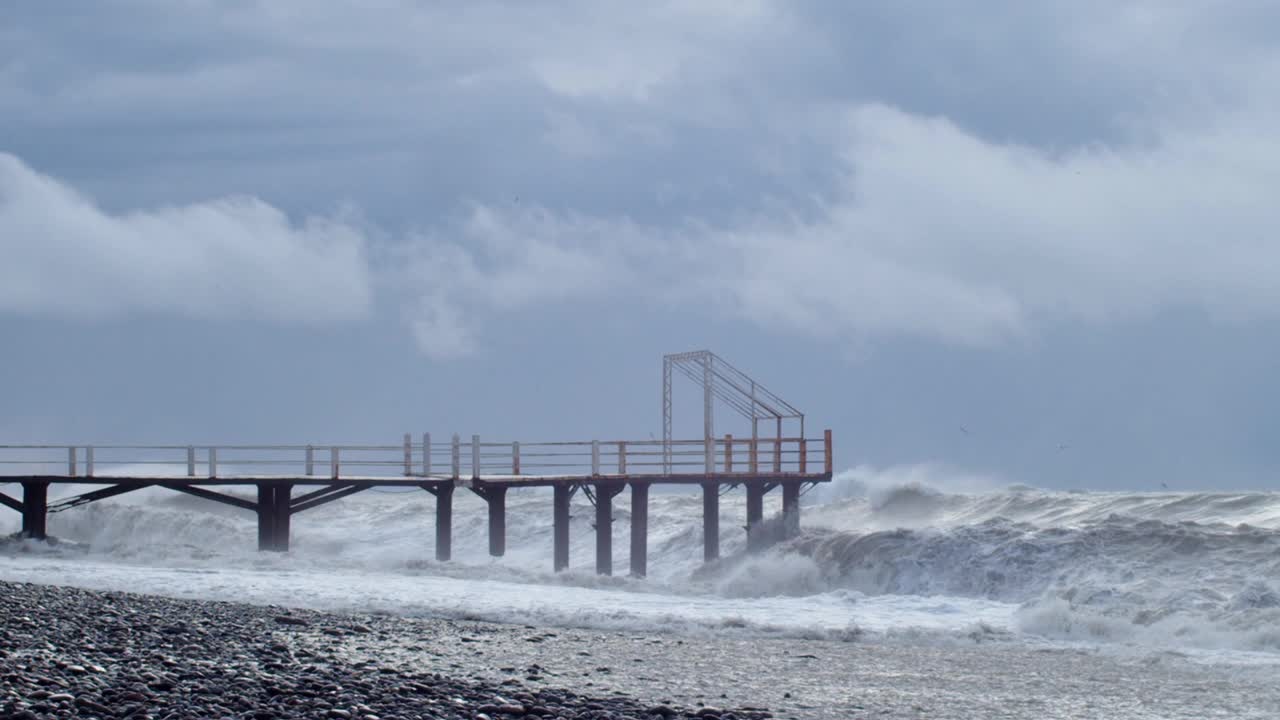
[1160, 482, 1169, 490]
[1057, 444, 1069, 451]
[959, 425, 970, 435]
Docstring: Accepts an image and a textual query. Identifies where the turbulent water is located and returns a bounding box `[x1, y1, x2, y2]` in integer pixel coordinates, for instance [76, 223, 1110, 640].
[3, 467, 1279, 663]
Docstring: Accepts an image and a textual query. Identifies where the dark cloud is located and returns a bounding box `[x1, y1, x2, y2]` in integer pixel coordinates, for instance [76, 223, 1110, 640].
[2, 1, 1278, 488]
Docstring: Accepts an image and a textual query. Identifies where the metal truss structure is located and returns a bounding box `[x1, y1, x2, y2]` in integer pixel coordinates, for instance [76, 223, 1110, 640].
[662, 350, 805, 474]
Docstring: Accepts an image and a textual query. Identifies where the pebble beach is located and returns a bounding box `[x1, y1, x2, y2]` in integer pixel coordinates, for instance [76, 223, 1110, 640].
[0, 580, 771, 720]
[6, 574, 1280, 720]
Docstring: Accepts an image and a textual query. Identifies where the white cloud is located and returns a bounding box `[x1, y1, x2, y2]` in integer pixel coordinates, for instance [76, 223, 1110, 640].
[9, 1, 1280, 358]
[406, 292, 475, 361]
[394, 205, 644, 358]
[401, 96, 1280, 354]
[0, 153, 372, 323]
[828, 102, 1280, 326]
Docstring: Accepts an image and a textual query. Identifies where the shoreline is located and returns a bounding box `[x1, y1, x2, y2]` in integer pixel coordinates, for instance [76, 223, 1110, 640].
[0, 579, 773, 720]
[4, 565, 1280, 718]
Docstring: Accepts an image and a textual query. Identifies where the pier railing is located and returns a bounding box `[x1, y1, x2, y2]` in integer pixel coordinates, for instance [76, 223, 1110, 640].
[0, 431, 833, 481]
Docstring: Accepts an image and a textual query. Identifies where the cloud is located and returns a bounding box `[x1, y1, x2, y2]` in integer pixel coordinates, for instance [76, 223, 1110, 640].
[830, 102, 1280, 327]
[0, 152, 372, 323]
[401, 96, 1280, 354]
[8, 2, 1280, 358]
[406, 292, 475, 361]
[393, 205, 645, 358]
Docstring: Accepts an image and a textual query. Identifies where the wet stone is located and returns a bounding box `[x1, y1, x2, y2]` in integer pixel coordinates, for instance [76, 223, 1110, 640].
[0, 580, 767, 720]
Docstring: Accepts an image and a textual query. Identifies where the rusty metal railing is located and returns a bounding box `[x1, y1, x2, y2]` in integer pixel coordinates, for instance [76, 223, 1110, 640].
[0, 430, 833, 481]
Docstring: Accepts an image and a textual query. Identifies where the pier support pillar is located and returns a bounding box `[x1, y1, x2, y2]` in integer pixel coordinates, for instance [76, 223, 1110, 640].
[594, 482, 624, 576]
[257, 483, 292, 552]
[273, 483, 292, 551]
[553, 484, 572, 572]
[630, 482, 649, 578]
[435, 484, 453, 562]
[21, 481, 48, 540]
[782, 481, 801, 538]
[746, 481, 766, 552]
[471, 485, 507, 557]
[488, 487, 507, 557]
[257, 484, 273, 551]
[702, 481, 720, 562]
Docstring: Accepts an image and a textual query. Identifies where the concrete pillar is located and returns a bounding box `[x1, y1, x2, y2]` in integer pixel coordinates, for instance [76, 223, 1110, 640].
[782, 481, 801, 538]
[553, 484, 571, 572]
[256, 483, 276, 552]
[486, 486, 507, 557]
[21, 481, 48, 540]
[273, 483, 292, 551]
[703, 481, 720, 562]
[595, 483, 622, 576]
[435, 484, 453, 562]
[630, 482, 649, 578]
[746, 481, 766, 552]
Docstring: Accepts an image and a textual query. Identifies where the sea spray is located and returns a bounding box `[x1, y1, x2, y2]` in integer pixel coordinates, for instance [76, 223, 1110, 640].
[4, 471, 1280, 657]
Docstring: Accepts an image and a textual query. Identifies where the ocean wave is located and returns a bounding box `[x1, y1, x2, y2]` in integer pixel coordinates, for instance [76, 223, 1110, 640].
[4, 469, 1280, 655]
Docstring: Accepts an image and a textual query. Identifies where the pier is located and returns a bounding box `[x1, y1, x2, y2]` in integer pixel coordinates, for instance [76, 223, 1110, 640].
[0, 351, 833, 575]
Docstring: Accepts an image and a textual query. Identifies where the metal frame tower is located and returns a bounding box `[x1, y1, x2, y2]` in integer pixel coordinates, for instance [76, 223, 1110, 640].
[662, 350, 805, 474]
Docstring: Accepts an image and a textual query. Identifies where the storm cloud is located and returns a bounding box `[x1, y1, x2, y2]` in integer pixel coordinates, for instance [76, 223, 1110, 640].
[3, 1, 1278, 488]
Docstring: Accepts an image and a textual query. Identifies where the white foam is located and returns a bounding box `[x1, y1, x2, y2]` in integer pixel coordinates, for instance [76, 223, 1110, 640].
[0, 553, 1016, 642]
[4, 471, 1280, 661]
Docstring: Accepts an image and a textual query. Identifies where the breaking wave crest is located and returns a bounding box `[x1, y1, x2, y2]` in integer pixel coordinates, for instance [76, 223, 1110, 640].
[3, 470, 1280, 655]
[713, 470, 1280, 653]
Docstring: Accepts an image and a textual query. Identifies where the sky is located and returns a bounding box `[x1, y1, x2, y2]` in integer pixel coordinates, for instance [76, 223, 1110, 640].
[2, 1, 1279, 490]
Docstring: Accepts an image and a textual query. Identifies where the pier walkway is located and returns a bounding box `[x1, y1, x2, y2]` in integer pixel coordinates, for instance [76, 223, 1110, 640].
[1, 352, 833, 576]
[0, 434, 831, 576]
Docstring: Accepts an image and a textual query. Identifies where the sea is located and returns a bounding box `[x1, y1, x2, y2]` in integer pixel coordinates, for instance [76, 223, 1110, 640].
[3, 466, 1280, 718]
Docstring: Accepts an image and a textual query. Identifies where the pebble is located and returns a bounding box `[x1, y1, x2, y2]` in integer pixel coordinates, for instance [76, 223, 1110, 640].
[0, 580, 767, 720]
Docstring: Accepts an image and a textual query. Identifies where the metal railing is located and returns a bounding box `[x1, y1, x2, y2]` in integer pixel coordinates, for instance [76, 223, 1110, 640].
[0, 431, 833, 481]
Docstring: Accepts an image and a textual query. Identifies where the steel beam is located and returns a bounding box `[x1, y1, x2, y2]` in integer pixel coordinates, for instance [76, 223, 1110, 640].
[663, 356, 673, 474]
[292, 483, 347, 507]
[21, 481, 48, 540]
[782, 481, 801, 539]
[594, 482, 624, 576]
[48, 483, 153, 513]
[290, 484, 366, 514]
[824, 429, 833, 474]
[0, 491, 23, 513]
[702, 480, 719, 562]
[162, 484, 258, 512]
[703, 354, 714, 474]
[470, 485, 507, 557]
[488, 486, 506, 557]
[255, 483, 295, 552]
[746, 481, 766, 552]
[553, 484, 572, 572]
[257, 483, 277, 552]
[273, 483, 292, 551]
[630, 481, 649, 578]
[434, 483, 453, 562]
[595, 486, 611, 575]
